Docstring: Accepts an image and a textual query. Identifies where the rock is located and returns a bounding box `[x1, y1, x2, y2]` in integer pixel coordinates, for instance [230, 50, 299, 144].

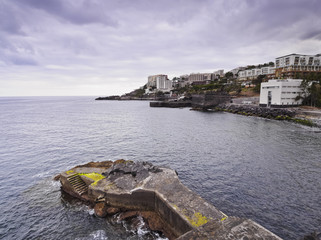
[94, 202, 108, 218]
[303, 232, 321, 240]
[106, 207, 120, 215]
[118, 211, 139, 221]
[53, 174, 61, 181]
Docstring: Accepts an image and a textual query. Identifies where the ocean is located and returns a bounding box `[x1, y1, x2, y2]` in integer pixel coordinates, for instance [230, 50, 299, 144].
[0, 96, 320, 239]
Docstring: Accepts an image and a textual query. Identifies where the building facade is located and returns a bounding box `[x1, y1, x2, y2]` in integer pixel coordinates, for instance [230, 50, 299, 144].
[275, 53, 321, 78]
[259, 79, 303, 107]
[188, 73, 213, 84]
[213, 69, 224, 78]
[147, 74, 168, 88]
[156, 77, 172, 91]
[238, 67, 275, 81]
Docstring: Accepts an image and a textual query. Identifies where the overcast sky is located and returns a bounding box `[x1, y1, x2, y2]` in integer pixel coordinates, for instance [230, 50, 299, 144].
[1, 0, 321, 96]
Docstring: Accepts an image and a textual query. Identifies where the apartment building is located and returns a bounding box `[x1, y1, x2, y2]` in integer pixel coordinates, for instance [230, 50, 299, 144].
[147, 74, 168, 88]
[156, 77, 172, 91]
[188, 73, 213, 84]
[275, 53, 321, 78]
[146, 74, 172, 92]
[228, 67, 246, 77]
[259, 79, 303, 107]
[238, 67, 275, 81]
[213, 69, 224, 78]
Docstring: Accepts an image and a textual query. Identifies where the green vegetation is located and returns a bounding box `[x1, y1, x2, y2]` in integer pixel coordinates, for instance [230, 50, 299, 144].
[172, 81, 242, 95]
[252, 74, 266, 93]
[291, 118, 315, 127]
[245, 62, 274, 70]
[295, 72, 321, 107]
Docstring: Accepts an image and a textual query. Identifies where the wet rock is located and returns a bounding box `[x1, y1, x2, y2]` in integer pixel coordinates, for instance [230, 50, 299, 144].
[53, 174, 61, 181]
[106, 207, 120, 215]
[94, 202, 108, 218]
[303, 232, 321, 240]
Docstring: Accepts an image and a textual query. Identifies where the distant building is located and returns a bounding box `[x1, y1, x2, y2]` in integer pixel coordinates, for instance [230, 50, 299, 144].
[238, 67, 275, 81]
[213, 69, 224, 78]
[147, 74, 168, 88]
[228, 67, 246, 77]
[172, 75, 189, 88]
[156, 77, 172, 92]
[259, 79, 303, 107]
[275, 53, 321, 78]
[188, 73, 212, 84]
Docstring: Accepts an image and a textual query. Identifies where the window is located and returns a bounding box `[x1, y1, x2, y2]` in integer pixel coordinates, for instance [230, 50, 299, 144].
[285, 57, 290, 65]
[300, 58, 306, 65]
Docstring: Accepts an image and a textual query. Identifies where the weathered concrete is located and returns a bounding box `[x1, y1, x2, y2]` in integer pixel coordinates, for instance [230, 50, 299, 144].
[58, 160, 282, 239]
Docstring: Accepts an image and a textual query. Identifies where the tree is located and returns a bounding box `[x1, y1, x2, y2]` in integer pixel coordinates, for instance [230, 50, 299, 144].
[298, 75, 321, 107]
[225, 72, 233, 78]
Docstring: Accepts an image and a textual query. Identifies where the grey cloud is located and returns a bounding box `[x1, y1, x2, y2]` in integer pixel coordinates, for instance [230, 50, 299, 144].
[301, 30, 321, 40]
[14, 0, 118, 26]
[10, 56, 38, 66]
[1, 0, 321, 96]
[0, 1, 24, 34]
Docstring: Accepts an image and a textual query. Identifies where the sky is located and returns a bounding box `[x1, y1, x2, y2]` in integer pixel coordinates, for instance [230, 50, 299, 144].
[1, 0, 321, 96]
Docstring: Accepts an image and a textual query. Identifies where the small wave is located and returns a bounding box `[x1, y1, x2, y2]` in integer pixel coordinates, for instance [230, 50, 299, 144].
[87, 208, 95, 216]
[75, 230, 108, 240]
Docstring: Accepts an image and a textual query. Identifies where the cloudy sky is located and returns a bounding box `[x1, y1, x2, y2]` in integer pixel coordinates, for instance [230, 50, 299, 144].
[1, 0, 321, 96]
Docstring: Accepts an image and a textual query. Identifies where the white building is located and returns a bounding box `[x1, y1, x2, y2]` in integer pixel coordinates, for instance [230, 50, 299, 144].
[238, 67, 275, 81]
[275, 53, 321, 78]
[147, 74, 168, 88]
[213, 69, 224, 78]
[156, 77, 172, 92]
[228, 67, 246, 77]
[259, 79, 304, 107]
[188, 73, 212, 84]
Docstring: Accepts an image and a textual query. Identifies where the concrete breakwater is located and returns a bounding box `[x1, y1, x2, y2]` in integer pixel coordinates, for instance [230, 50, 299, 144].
[57, 160, 282, 239]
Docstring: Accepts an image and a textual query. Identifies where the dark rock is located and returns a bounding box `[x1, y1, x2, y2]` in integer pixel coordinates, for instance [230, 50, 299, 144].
[94, 202, 108, 217]
[150, 101, 191, 108]
[106, 207, 120, 215]
[95, 96, 121, 100]
[303, 232, 321, 240]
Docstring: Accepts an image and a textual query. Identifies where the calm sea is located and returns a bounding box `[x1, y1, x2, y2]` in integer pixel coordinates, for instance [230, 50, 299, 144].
[0, 96, 320, 239]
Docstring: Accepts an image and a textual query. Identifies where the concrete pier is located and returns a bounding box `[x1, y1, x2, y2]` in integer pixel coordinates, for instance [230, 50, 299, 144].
[58, 160, 282, 239]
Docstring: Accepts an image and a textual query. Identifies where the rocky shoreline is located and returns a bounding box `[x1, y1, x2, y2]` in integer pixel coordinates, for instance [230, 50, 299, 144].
[215, 104, 321, 128]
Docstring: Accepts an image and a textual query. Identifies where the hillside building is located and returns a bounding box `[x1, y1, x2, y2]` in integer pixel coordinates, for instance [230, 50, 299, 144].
[238, 67, 275, 81]
[275, 53, 321, 78]
[259, 79, 304, 107]
[147, 74, 172, 92]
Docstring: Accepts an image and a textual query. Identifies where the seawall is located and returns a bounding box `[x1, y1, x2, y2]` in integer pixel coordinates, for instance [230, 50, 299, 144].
[57, 160, 282, 239]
